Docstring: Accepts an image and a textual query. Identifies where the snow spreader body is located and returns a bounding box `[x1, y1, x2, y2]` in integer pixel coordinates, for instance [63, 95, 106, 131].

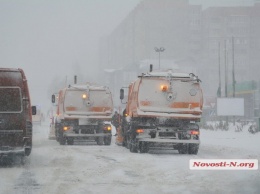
[52, 83, 113, 145]
[120, 68, 203, 154]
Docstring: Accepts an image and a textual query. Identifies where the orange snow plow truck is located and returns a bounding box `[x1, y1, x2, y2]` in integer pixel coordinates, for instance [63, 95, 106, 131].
[52, 83, 113, 145]
[0, 68, 36, 163]
[120, 67, 203, 154]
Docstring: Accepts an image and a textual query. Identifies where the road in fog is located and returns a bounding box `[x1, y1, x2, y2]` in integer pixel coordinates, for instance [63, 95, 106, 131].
[0, 123, 260, 194]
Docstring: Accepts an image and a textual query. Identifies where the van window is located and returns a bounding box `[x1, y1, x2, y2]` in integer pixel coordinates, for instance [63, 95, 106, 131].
[0, 87, 22, 112]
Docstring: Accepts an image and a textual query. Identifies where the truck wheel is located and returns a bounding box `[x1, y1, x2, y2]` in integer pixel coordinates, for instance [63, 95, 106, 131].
[125, 137, 130, 149]
[130, 139, 138, 153]
[97, 137, 104, 145]
[104, 136, 111, 145]
[55, 124, 60, 142]
[122, 138, 127, 147]
[178, 144, 188, 154]
[122, 133, 129, 148]
[188, 144, 199, 155]
[59, 135, 66, 145]
[67, 138, 74, 145]
[139, 142, 149, 153]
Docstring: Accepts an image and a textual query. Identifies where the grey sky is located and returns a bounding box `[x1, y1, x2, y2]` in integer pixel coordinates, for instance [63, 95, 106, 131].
[190, 0, 255, 8]
[0, 0, 255, 111]
[0, 0, 140, 108]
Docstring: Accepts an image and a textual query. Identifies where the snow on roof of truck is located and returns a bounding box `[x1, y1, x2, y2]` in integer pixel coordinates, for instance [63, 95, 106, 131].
[0, 68, 20, 72]
[68, 83, 109, 91]
[139, 69, 199, 80]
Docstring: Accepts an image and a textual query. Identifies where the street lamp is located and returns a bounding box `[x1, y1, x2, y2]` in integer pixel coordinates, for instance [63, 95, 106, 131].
[154, 47, 165, 69]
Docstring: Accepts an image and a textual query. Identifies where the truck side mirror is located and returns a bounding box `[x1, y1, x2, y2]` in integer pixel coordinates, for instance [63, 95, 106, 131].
[120, 89, 124, 100]
[32, 106, 37, 115]
[52, 94, 55, 103]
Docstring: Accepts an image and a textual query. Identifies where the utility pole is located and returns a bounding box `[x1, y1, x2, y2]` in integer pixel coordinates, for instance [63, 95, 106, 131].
[225, 40, 228, 98]
[224, 39, 229, 130]
[232, 36, 235, 98]
[217, 41, 221, 97]
[232, 36, 236, 125]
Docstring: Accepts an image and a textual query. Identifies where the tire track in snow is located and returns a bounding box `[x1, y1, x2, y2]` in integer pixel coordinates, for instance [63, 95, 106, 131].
[13, 158, 41, 194]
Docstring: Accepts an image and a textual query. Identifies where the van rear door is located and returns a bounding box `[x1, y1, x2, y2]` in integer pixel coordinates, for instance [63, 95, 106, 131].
[0, 86, 25, 149]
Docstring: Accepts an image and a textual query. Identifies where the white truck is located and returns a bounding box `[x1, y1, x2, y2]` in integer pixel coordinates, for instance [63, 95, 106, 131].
[120, 67, 203, 154]
[52, 83, 113, 145]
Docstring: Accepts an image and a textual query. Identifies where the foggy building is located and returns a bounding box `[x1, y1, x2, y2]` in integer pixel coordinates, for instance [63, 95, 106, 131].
[250, 2, 260, 80]
[99, 0, 202, 71]
[99, 0, 260, 99]
[201, 5, 260, 96]
[99, 0, 202, 105]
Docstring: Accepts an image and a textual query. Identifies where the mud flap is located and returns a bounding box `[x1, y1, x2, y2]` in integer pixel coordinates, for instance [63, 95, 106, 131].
[25, 147, 31, 156]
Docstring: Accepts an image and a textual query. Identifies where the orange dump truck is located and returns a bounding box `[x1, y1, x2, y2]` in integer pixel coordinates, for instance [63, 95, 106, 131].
[0, 68, 36, 163]
[52, 83, 113, 145]
[120, 68, 203, 154]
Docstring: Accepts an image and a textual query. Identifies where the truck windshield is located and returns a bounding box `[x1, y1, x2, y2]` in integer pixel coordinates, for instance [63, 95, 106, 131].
[0, 87, 22, 112]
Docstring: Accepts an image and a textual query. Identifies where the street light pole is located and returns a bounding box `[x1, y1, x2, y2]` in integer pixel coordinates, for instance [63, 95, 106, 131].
[217, 41, 221, 97]
[232, 36, 235, 98]
[154, 47, 165, 69]
[224, 40, 228, 98]
[232, 36, 236, 125]
[224, 39, 229, 129]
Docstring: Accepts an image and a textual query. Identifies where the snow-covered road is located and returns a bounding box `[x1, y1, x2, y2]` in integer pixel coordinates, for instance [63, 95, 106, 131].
[1, 123, 260, 194]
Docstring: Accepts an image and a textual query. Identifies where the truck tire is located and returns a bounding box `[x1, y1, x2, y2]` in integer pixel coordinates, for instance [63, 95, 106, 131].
[139, 142, 149, 153]
[129, 139, 138, 153]
[59, 135, 66, 145]
[67, 138, 74, 145]
[178, 144, 188, 154]
[55, 124, 60, 142]
[97, 137, 104, 145]
[104, 136, 111, 145]
[122, 137, 127, 147]
[188, 143, 199, 155]
[123, 132, 130, 149]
